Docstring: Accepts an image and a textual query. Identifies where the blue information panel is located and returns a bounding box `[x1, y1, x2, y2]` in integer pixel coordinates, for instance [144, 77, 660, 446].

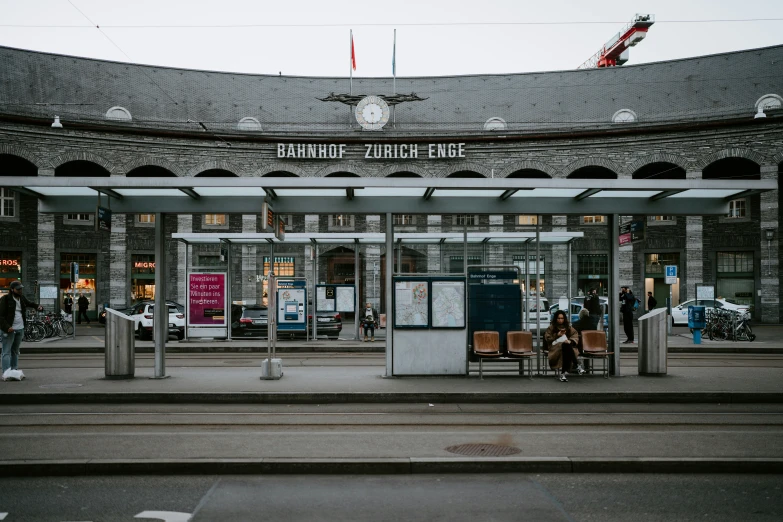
[688, 306, 706, 329]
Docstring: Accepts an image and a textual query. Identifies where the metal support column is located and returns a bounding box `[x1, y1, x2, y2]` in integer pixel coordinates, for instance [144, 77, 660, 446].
[385, 213, 393, 377]
[608, 214, 621, 376]
[354, 243, 360, 340]
[567, 240, 572, 321]
[312, 243, 318, 340]
[153, 212, 167, 379]
[535, 216, 541, 373]
[525, 240, 530, 331]
[224, 240, 231, 341]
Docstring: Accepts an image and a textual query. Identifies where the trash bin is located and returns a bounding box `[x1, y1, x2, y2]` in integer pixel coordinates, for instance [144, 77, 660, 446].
[688, 306, 706, 344]
[105, 308, 135, 379]
[637, 307, 667, 375]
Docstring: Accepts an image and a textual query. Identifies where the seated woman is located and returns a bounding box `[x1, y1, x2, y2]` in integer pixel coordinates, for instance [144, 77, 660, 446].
[544, 309, 581, 382]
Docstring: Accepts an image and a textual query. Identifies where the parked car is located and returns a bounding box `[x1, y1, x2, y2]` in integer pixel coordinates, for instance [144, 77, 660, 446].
[670, 298, 750, 326]
[548, 296, 610, 327]
[127, 301, 185, 340]
[231, 305, 342, 340]
[99, 301, 183, 325]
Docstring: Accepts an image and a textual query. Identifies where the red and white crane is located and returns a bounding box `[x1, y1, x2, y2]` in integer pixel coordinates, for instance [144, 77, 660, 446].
[578, 14, 655, 69]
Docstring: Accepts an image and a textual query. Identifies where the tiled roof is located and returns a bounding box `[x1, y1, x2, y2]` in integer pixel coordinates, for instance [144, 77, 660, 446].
[1, 44, 782, 135]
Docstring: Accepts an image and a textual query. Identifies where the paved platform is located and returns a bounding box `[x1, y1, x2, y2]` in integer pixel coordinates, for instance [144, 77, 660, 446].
[4, 352, 783, 404]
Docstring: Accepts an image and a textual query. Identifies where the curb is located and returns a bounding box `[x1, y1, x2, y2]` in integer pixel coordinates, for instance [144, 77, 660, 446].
[4, 391, 783, 405]
[1, 458, 780, 476]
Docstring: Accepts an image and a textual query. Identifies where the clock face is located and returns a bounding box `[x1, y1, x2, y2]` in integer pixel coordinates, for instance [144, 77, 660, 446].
[355, 95, 390, 130]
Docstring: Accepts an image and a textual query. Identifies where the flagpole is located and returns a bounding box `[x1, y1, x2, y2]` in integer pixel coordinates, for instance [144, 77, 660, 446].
[349, 29, 353, 126]
[392, 29, 396, 127]
[393, 29, 396, 95]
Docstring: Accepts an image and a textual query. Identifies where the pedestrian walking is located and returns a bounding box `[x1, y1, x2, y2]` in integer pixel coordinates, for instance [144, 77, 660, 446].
[0, 281, 43, 379]
[647, 291, 657, 311]
[77, 292, 90, 324]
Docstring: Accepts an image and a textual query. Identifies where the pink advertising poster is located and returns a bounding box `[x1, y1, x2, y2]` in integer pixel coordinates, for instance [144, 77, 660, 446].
[188, 273, 226, 326]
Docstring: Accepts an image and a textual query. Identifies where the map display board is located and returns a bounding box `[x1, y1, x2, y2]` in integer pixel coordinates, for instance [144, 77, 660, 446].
[316, 286, 335, 312]
[431, 280, 466, 328]
[394, 280, 429, 328]
[336, 286, 355, 312]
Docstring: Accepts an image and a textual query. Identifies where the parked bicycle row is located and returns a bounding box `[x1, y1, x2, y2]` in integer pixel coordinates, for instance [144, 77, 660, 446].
[23, 310, 74, 342]
[701, 308, 755, 342]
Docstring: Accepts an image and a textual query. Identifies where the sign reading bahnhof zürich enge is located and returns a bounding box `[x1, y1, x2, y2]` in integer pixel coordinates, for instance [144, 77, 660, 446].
[277, 143, 467, 160]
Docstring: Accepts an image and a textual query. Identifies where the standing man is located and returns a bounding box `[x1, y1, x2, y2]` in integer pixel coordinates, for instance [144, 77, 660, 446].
[619, 286, 636, 344]
[0, 281, 43, 377]
[647, 291, 658, 311]
[584, 287, 602, 330]
[63, 293, 73, 317]
[362, 302, 378, 342]
[77, 292, 90, 324]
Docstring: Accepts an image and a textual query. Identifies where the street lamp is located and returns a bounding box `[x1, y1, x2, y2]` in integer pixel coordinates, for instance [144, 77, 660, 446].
[765, 229, 775, 276]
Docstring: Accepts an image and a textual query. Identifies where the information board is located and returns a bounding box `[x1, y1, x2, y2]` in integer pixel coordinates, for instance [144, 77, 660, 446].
[335, 286, 355, 312]
[696, 284, 715, 300]
[394, 280, 429, 328]
[39, 286, 58, 299]
[316, 286, 335, 311]
[431, 280, 466, 328]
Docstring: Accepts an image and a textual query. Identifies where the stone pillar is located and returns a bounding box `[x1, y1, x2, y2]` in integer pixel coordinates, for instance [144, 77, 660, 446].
[684, 170, 703, 302]
[427, 215, 442, 273]
[176, 215, 192, 304]
[35, 168, 56, 310]
[240, 215, 257, 304]
[760, 165, 779, 323]
[109, 214, 128, 309]
[550, 216, 568, 299]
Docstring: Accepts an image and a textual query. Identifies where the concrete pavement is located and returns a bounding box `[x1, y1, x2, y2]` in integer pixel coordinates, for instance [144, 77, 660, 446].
[3, 337, 783, 476]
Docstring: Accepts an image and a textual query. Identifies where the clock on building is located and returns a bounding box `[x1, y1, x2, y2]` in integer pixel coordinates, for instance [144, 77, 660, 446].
[355, 95, 390, 131]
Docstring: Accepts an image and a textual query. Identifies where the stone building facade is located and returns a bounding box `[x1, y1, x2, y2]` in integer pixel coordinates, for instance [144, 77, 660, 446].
[0, 44, 781, 324]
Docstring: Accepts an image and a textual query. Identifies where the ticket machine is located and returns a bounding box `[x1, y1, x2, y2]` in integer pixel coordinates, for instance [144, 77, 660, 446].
[276, 280, 307, 333]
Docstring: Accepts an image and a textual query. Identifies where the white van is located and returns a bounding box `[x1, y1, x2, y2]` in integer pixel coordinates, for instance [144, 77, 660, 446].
[522, 297, 550, 326]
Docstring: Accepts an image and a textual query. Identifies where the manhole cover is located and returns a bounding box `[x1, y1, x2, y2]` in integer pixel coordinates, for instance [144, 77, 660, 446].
[445, 443, 521, 457]
[39, 383, 83, 389]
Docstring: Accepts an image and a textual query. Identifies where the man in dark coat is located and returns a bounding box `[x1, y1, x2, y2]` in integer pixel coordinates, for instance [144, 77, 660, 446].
[647, 291, 658, 311]
[77, 292, 90, 324]
[584, 288, 602, 330]
[619, 286, 637, 343]
[1, 281, 43, 375]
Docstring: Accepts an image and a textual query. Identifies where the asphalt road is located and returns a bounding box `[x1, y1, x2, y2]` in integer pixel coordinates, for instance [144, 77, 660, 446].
[0, 474, 780, 521]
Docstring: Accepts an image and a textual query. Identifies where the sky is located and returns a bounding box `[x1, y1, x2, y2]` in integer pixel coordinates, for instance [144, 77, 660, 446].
[1, 0, 782, 77]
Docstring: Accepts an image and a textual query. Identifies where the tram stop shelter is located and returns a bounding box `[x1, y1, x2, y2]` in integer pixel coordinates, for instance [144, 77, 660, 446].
[11, 175, 776, 379]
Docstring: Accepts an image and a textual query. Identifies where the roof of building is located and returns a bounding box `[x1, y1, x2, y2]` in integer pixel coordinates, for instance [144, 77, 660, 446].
[1, 44, 782, 136]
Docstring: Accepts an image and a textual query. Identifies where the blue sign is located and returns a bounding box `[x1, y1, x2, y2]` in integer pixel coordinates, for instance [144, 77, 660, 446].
[468, 271, 517, 281]
[665, 265, 677, 278]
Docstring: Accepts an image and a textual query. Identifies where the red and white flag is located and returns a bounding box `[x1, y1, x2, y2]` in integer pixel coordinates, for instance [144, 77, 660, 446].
[351, 32, 357, 71]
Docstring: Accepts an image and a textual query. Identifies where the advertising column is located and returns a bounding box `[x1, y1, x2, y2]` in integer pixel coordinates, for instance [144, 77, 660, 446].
[188, 272, 227, 338]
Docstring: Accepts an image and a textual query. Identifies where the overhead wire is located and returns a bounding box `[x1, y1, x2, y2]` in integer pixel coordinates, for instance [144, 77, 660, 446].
[2, 18, 783, 28]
